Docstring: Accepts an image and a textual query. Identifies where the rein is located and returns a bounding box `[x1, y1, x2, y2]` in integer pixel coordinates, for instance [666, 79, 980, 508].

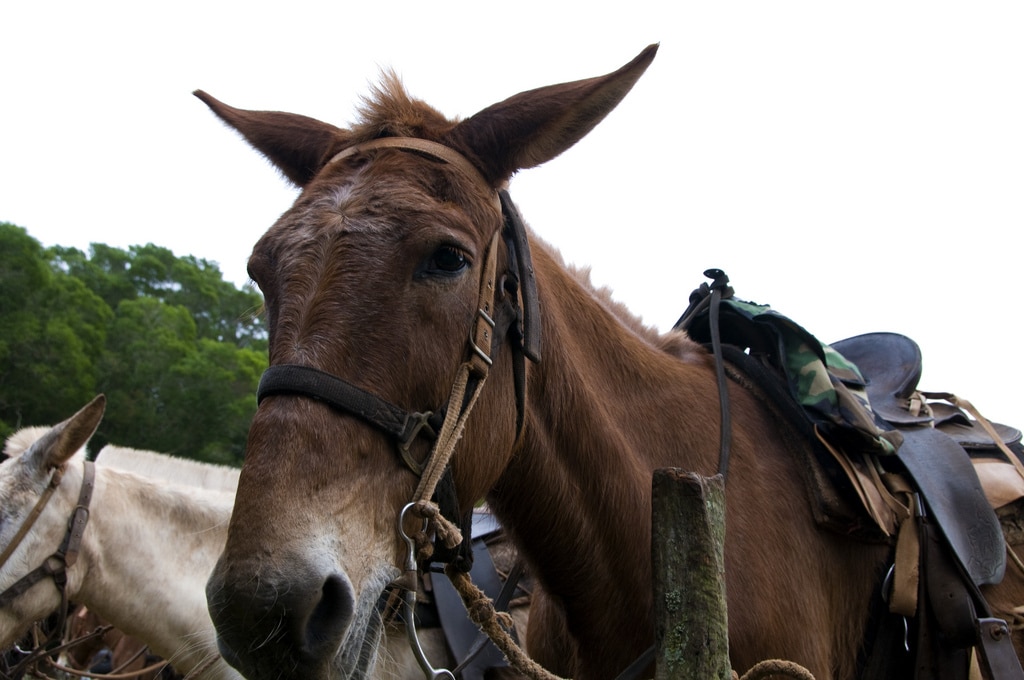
[14, 621, 218, 680]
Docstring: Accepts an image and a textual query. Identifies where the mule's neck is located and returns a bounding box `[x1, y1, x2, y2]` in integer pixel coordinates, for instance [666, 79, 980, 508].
[75, 466, 241, 679]
[508, 236, 725, 487]
[487, 239, 725, 677]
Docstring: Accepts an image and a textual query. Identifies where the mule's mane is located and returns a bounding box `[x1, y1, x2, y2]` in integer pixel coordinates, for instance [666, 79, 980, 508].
[566, 264, 658, 336]
[95, 445, 239, 492]
[564, 257, 706, 362]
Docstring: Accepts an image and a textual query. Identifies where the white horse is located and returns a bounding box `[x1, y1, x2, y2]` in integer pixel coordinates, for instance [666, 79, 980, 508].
[0, 396, 522, 680]
[0, 395, 240, 679]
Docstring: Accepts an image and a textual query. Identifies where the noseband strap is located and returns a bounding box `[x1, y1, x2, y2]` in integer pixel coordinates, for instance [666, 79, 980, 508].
[257, 364, 445, 473]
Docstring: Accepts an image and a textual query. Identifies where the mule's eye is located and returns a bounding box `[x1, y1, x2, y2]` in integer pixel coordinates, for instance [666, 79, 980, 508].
[428, 247, 469, 275]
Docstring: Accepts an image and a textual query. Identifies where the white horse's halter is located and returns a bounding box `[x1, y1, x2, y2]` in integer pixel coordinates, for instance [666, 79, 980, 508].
[0, 461, 95, 674]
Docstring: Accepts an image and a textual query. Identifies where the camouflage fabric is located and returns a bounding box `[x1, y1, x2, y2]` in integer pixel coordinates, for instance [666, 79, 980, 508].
[686, 296, 900, 455]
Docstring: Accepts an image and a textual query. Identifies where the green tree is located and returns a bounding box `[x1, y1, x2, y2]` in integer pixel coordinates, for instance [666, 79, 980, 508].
[50, 243, 266, 349]
[96, 297, 198, 452]
[0, 224, 111, 440]
[163, 339, 265, 464]
[1, 223, 267, 464]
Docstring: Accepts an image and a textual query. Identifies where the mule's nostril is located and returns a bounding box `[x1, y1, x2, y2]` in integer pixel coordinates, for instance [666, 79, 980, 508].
[304, 573, 355, 656]
[209, 559, 360, 678]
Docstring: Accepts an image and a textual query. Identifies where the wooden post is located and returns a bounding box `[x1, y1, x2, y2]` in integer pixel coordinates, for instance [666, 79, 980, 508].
[652, 469, 730, 680]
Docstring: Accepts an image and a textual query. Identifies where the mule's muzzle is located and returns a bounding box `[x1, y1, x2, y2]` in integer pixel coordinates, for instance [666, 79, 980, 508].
[206, 557, 357, 679]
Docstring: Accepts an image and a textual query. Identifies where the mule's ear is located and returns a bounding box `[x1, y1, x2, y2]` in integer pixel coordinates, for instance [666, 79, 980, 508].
[26, 395, 106, 471]
[450, 44, 658, 186]
[194, 90, 350, 187]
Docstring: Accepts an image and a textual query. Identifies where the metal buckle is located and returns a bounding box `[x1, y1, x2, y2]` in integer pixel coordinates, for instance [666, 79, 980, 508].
[469, 308, 495, 369]
[397, 412, 437, 476]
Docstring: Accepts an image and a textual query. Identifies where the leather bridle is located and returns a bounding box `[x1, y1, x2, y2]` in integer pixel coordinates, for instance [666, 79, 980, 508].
[250, 137, 545, 680]
[0, 460, 96, 656]
[255, 138, 541, 493]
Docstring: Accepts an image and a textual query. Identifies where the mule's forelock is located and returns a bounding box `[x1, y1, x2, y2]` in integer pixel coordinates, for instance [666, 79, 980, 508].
[352, 70, 457, 143]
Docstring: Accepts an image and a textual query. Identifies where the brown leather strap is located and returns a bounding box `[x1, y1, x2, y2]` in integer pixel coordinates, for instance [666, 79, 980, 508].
[468, 229, 502, 376]
[0, 556, 65, 607]
[258, 364, 437, 450]
[327, 137, 500, 211]
[62, 460, 95, 568]
[976, 618, 1024, 679]
[499, 190, 541, 364]
[0, 464, 65, 569]
[889, 494, 921, 617]
[0, 461, 95, 607]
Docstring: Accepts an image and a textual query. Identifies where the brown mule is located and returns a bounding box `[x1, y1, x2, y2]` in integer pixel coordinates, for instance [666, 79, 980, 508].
[197, 45, 1024, 679]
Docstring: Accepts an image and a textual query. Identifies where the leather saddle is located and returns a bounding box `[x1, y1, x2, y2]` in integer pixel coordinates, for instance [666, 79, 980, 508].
[831, 332, 1016, 586]
[676, 273, 1024, 678]
[833, 332, 1021, 442]
[828, 332, 1024, 678]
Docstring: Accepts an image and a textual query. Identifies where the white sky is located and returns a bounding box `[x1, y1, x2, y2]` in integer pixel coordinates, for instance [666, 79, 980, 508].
[3, 2, 1022, 426]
